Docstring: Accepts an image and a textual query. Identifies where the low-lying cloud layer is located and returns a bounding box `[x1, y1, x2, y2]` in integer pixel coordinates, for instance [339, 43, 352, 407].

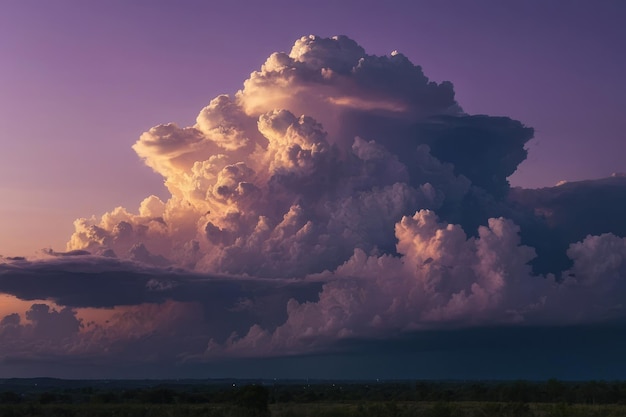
[2, 36, 626, 373]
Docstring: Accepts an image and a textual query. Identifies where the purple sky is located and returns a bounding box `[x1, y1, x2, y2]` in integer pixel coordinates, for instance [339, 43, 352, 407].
[1, 1, 626, 380]
[1, 0, 624, 256]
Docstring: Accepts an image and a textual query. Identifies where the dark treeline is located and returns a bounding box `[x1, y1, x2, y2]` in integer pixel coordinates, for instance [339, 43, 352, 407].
[276, 380, 626, 404]
[2, 379, 626, 406]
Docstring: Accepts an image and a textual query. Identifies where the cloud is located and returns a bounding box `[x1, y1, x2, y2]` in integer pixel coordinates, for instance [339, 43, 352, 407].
[65, 35, 535, 279]
[3, 35, 626, 371]
[508, 175, 626, 274]
[211, 211, 537, 356]
[0, 303, 82, 360]
[210, 211, 626, 358]
[0, 255, 323, 363]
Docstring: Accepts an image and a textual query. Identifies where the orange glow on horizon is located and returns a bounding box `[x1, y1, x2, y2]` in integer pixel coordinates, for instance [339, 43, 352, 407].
[0, 293, 56, 321]
[0, 293, 122, 329]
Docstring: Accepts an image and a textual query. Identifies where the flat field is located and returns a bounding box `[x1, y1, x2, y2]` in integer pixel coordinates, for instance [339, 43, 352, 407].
[1, 402, 626, 417]
[3, 379, 626, 416]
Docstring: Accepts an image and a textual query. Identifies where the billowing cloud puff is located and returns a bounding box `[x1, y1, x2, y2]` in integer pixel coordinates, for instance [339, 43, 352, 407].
[66, 35, 534, 279]
[239, 35, 459, 129]
[508, 175, 626, 274]
[3, 35, 626, 368]
[208, 211, 625, 357]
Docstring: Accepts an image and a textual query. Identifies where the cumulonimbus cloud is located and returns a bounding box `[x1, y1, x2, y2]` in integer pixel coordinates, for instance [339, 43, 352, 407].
[2, 35, 626, 365]
[64, 35, 533, 278]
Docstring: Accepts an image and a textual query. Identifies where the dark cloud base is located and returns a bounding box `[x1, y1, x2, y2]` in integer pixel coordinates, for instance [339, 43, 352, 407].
[510, 175, 626, 275]
[2, 325, 624, 380]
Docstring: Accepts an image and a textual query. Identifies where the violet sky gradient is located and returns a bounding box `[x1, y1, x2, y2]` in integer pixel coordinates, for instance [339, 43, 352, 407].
[1, 1, 626, 381]
[1, 0, 625, 256]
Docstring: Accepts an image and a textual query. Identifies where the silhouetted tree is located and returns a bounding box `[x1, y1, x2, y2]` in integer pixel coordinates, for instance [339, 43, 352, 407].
[0, 391, 21, 404]
[235, 385, 270, 416]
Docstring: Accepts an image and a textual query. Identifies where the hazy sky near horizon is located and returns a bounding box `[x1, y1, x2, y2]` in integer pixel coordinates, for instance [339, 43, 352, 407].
[1, 0, 625, 256]
[1, 1, 626, 380]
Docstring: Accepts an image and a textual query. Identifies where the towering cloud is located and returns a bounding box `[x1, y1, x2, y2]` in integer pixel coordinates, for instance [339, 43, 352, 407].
[65, 35, 533, 278]
[2, 35, 626, 368]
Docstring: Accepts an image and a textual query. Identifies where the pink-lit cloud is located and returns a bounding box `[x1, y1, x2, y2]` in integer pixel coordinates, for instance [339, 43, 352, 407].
[2, 35, 626, 369]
